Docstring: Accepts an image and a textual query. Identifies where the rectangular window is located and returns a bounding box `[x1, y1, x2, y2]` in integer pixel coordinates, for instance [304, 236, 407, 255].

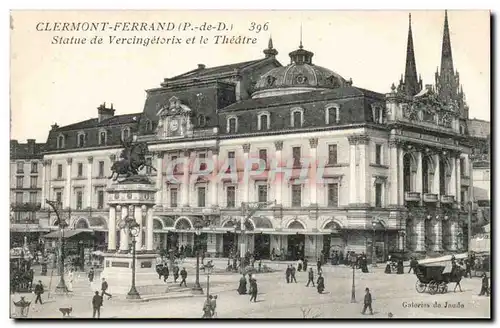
[329, 108, 337, 124]
[292, 184, 302, 207]
[16, 162, 23, 173]
[227, 151, 235, 173]
[292, 147, 301, 167]
[146, 157, 152, 174]
[375, 144, 382, 165]
[29, 192, 37, 204]
[15, 192, 23, 204]
[259, 149, 267, 166]
[197, 187, 206, 207]
[16, 176, 23, 188]
[226, 186, 235, 208]
[199, 153, 207, 171]
[97, 190, 104, 209]
[228, 118, 237, 133]
[260, 115, 268, 130]
[77, 163, 83, 177]
[293, 111, 302, 128]
[258, 185, 268, 203]
[170, 188, 178, 208]
[31, 162, 38, 173]
[76, 190, 83, 210]
[57, 164, 63, 178]
[30, 176, 37, 188]
[375, 183, 383, 207]
[56, 191, 62, 206]
[328, 145, 338, 165]
[328, 183, 339, 207]
[98, 161, 105, 177]
[460, 158, 466, 176]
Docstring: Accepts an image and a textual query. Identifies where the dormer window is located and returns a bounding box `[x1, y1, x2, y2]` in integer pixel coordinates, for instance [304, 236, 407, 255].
[77, 132, 86, 148]
[121, 127, 130, 141]
[99, 129, 107, 145]
[145, 120, 152, 131]
[325, 105, 340, 124]
[257, 112, 270, 131]
[372, 105, 385, 124]
[290, 107, 304, 128]
[57, 134, 65, 149]
[227, 116, 238, 133]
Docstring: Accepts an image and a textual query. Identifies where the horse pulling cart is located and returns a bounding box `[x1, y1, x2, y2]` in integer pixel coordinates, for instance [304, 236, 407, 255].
[415, 265, 454, 295]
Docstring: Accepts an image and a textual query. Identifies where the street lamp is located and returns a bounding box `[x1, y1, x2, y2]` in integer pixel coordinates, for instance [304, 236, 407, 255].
[205, 262, 214, 300]
[45, 199, 69, 293]
[127, 220, 141, 300]
[192, 221, 205, 294]
[371, 219, 380, 267]
[351, 262, 356, 303]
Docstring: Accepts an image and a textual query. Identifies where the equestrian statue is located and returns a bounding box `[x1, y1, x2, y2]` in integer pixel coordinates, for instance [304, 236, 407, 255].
[109, 136, 157, 182]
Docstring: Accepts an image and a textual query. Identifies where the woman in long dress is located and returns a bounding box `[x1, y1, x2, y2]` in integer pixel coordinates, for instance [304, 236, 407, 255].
[67, 268, 74, 291]
[238, 274, 247, 294]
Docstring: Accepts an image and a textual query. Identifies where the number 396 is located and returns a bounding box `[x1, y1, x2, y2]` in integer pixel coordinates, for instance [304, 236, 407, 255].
[249, 22, 269, 33]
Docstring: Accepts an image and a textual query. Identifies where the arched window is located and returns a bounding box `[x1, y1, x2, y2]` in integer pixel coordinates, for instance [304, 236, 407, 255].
[227, 116, 238, 133]
[257, 112, 270, 131]
[325, 105, 340, 124]
[422, 155, 434, 194]
[198, 115, 206, 127]
[57, 135, 65, 149]
[99, 129, 107, 145]
[290, 108, 303, 128]
[77, 132, 86, 148]
[121, 127, 130, 141]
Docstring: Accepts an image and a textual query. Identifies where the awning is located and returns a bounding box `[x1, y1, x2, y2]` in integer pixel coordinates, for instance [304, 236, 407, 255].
[43, 230, 93, 240]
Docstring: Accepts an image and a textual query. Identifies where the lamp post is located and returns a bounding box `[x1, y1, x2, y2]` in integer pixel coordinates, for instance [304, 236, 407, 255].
[192, 221, 204, 294]
[351, 262, 356, 303]
[371, 220, 378, 267]
[205, 262, 214, 300]
[45, 200, 69, 293]
[127, 221, 141, 300]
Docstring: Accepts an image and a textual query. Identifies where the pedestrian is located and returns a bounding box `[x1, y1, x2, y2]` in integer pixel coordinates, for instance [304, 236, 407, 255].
[34, 280, 44, 304]
[384, 261, 392, 274]
[478, 273, 490, 296]
[249, 276, 258, 302]
[362, 288, 373, 315]
[397, 259, 404, 274]
[92, 291, 103, 318]
[88, 267, 95, 283]
[290, 265, 297, 283]
[316, 273, 324, 294]
[101, 278, 112, 300]
[180, 267, 187, 287]
[238, 274, 247, 294]
[306, 268, 315, 287]
[408, 257, 418, 274]
[162, 265, 169, 282]
[67, 268, 74, 292]
[202, 296, 213, 318]
[465, 259, 472, 278]
[297, 258, 303, 272]
[285, 265, 291, 283]
[303, 258, 308, 271]
[316, 259, 322, 274]
[173, 265, 179, 282]
[210, 295, 218, 317]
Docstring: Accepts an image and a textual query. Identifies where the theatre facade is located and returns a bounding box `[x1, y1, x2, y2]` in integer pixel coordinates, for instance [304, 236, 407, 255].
[40, 12, 474, 262]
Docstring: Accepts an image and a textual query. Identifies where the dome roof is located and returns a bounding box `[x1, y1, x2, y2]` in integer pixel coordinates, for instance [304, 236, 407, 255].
[253, 44, 351, 98]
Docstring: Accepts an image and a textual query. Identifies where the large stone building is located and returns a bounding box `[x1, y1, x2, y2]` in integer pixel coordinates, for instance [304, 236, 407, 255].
[36, 11, 477, 261]
[10, 139, 46, 246]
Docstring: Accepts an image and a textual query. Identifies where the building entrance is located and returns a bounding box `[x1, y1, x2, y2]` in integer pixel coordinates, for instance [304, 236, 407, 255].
[287, 234, 305, 260]
[222, 232, 237, 257]
[254, 234, 271, 260]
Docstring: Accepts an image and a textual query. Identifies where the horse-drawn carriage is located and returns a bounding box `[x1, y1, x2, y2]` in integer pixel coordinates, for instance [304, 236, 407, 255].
[414, 264, 462, 294]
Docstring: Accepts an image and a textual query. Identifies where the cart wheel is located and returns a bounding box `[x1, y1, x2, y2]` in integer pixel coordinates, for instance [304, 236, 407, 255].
[442, 284, 448, 294]
[415, 280, 426, 293]
[428, 281, 437, 295]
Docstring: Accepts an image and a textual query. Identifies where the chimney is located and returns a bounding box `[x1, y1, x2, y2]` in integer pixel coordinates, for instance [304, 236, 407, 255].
[98, 102, 115, 123]
[51, 123, 59, 130]
[27, 139, 35, 154]
[198, 64, 206, 69]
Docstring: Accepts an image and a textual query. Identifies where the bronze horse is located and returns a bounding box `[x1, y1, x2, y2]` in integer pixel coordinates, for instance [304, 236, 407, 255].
[109, 141, 157, 181]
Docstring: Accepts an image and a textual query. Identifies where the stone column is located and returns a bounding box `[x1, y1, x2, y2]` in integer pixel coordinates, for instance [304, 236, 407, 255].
[358, 135, 370, 205]
[309, 138, 318, 206]
[65, 158, 72, 208]
[181, 150, 191, 207]
[242, 144, 251, 204]
[41, 160, 47, 209]
[432, 153, 441, 198]
[108, 206, 117, 251]
[134, 205, 142, 247]
[119, 205, 129, 252]
[156, 151, 164, 208]
[414, 218, 425, 252]
[274, 141, 283, 205]
[415, 150, 423, 205]
[449, 153, 457, 198]
[398, 147, 404, 205]
[146, 206, 154, 251]
[348, 136, 357, 204]
[455, 156, 461, 205]
[448, 219, 458, 251]
[389, 140, 398, 206]
[432, 218, 443, 251]
[87, 156, 93, 208]
[210, 148, 219, 207]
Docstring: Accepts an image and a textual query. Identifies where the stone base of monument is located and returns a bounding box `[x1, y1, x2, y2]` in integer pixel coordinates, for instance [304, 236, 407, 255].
[101, 252, 161, 295]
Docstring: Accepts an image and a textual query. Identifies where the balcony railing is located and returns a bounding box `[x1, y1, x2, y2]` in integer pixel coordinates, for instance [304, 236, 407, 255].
[11, 202, 42, 212]
[404, 191, 421, 202]
[162, 206, 220, 215]
[422, 193, 439, 203]
[440, 195, 455, 204]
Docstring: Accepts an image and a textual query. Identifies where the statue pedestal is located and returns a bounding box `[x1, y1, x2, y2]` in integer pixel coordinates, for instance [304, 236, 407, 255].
[101, 252, 159, 295]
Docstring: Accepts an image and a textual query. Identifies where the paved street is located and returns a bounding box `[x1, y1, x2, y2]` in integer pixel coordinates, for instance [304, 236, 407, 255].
[11, 264, 490, 319]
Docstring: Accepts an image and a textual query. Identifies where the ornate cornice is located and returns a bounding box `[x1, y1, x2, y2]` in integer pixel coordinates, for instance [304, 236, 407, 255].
[348, 134, 370, 145]
[274, 141, 283, 151]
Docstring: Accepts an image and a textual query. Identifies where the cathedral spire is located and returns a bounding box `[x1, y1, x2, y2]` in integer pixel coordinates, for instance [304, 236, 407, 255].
[440, 10, 454, 76]
[263, 36, 278, 58]
[403, 13, 421, 96]
[436, 10, 459, 105]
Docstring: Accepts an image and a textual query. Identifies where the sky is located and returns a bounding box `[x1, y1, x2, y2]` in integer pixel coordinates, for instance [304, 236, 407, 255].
[10, 10, 490, 143]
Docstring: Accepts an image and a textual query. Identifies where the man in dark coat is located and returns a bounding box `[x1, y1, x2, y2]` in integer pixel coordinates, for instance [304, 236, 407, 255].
[478, 273, 490, 296]
[317, 259, 322, 274]
[92, 291, 103, 318]
[101, 278, 112, 300]
[34, 280, 44, 304]
[238, 274, 247, 294]
[362, 288, 373, 315]
[88, 267, 95, 283]
[361, 257, 369, 273]
[465, 259, 472, 278]
[285, 265, 291, 283]
[162, 265, 169, 282]
[408, 257, 418, 274]
[397, 259, 404, 274]
[316, 273, 325, 294]
[180, 267, 188, 287]
[249, 276, 258, 302]
[290, 265, 297, 283]
[306, 268, 315, 287]
[173, 265, 180, 282]
[303, 258, 308, 271]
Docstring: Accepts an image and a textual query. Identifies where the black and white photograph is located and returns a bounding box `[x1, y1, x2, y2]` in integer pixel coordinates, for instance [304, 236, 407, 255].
[8, 9, 491, 319]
